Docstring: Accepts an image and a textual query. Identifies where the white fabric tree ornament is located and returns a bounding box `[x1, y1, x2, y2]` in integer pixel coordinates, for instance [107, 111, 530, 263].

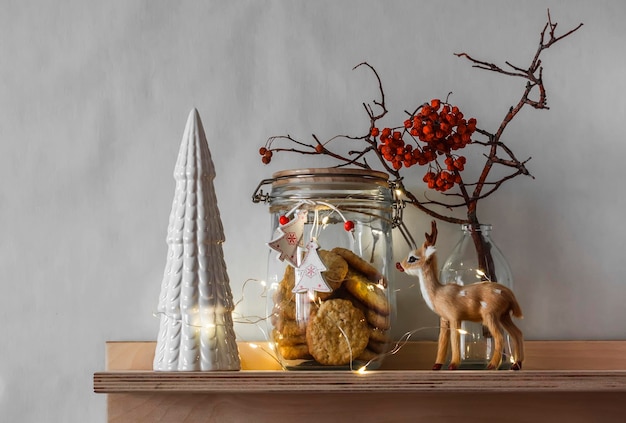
[293, 240, 332, 296]
[268, 210, 307, 267]
[153, 108, 241, 371]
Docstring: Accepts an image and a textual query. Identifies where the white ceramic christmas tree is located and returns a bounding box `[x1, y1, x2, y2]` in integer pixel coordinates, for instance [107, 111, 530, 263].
[153, 108, 241, 371]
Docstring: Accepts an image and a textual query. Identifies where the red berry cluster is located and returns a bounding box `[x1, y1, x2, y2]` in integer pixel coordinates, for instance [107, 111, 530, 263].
[259, 147, 272, 164]
[371, 99, 476, 191]
[408, 99, 476, 153]
[421, 155, 468, 192]
[373, 127, 436, 170]
[423, 170, 457, 191]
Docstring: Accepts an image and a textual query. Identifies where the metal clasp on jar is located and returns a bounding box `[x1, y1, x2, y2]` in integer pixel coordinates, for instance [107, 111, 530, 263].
[389, 178, 417, 249]
[251, 178, 276, 203]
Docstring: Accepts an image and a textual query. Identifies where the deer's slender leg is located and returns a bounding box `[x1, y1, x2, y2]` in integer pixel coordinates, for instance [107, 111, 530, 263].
[484, 315, 504, 370]
[433, 317, 450, 370]
[501, 312, 524, 370]
[448, 319, 461, 370]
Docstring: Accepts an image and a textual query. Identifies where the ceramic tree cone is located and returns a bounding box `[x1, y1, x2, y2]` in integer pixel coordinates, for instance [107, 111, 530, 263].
[153, 109, 241, 371]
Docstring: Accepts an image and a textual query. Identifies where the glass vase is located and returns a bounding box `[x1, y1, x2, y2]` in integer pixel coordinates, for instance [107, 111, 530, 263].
[439, 223, 515, 370]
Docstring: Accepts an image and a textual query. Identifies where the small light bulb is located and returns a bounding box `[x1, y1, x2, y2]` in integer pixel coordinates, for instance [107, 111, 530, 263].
[457, 329, 468, 335]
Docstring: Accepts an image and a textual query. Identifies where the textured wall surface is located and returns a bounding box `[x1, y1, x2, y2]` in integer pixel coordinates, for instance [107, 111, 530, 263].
[1, 1, 624, 421]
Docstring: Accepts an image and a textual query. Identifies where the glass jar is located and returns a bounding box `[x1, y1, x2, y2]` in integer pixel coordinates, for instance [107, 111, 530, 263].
[439, 223, 515, 369]
[253, 168, 396, 370]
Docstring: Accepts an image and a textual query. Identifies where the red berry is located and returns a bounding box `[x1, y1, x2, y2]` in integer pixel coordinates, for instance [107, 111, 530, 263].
[344, 220, 355, 231]
[279, 216, 289, 225]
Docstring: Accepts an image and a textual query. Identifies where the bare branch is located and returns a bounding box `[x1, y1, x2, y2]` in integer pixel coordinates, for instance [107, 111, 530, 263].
[259, 11, 582, 230]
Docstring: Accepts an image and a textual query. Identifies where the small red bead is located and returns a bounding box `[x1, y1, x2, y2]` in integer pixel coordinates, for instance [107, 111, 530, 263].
[279, 216, 290, 225]
[344, 220, 355, 231]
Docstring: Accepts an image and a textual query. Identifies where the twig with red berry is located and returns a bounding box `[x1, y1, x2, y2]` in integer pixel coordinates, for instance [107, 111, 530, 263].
[260, 11, 581, 225]
[258, 11, 582, 277]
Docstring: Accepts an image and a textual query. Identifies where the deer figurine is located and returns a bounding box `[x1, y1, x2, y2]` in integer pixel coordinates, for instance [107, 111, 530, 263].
[397, 221, 524, 370]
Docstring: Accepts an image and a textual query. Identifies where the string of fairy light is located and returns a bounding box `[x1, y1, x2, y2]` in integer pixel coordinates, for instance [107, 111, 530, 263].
[152, 190, 514, 372]
[153, 264, 515, 373]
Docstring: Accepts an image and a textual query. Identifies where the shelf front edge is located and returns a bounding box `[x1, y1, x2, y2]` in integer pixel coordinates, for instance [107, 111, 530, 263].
[94, 369, 626, 394]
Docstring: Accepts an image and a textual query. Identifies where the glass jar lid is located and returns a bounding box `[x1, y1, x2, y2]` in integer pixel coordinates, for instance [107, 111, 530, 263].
[252, 167, 391, 204]
[270, 167, 389, 188]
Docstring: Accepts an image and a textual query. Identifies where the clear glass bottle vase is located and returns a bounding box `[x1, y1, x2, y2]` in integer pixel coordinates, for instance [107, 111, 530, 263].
[439, 223, 515, 370]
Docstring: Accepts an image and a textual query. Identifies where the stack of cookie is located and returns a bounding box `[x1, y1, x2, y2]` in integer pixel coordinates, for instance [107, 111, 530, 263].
[271, 247, 391, 366]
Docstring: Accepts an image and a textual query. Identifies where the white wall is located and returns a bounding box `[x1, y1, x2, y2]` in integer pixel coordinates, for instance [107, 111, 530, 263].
[1, 1, 624, 421]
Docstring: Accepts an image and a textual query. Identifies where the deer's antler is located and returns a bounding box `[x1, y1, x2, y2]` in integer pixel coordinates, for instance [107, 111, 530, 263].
[425, 220, 438, 246]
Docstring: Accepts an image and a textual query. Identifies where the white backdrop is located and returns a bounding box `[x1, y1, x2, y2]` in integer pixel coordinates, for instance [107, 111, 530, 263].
[1, 1, 625, 421]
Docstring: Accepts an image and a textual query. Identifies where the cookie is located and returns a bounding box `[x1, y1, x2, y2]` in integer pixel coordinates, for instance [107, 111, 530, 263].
[306, 299, 369, 366]
[278, 344, 312, 360]
[336, 285, 391, 330]
[332, 247, 384, 283]
[276, 265, 296, 301]
[343, 269, 390, 316]
[367, 339, 391, 354]
[335, 288, 367, 313]
[276, 318, 307, 337]
[369, 326, 390, 343]
[365, 309, 391, 330]
[357, 348, 379, 362]
[316, 250, 349, 300]
[272, 329, 307, 347]
[272, 299, 297, 320]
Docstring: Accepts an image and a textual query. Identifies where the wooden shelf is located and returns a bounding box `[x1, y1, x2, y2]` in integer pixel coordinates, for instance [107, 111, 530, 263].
[94, 369, 626, 393]
[95, 341, 626, 423]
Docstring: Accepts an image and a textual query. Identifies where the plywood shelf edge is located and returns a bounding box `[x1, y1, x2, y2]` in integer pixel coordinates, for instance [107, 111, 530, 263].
[94, 369, 626, 394]
[95, 340, 626, 394]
